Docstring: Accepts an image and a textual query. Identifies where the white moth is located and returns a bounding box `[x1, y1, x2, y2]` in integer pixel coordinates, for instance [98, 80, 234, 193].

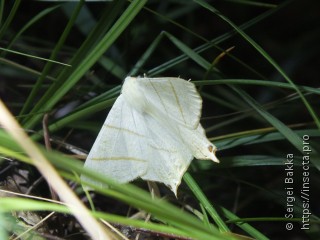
[82, 76, 219, 195]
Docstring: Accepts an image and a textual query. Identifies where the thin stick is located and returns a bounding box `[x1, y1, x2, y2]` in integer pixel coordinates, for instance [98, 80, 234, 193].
[42, 113, 59, 201]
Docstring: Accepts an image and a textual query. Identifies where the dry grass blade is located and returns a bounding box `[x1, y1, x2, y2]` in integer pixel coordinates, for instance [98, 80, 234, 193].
[0, 100, 115, 240]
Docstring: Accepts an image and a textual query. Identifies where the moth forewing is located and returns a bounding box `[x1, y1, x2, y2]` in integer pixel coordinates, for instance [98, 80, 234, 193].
[82, 76, 219, 194]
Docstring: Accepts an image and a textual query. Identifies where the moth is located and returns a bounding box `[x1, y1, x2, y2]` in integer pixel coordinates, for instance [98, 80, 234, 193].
[81, 76, 219, 195]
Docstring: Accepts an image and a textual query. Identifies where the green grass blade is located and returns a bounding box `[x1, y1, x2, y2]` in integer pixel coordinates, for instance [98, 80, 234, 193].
[130, 33, 165, 76]
[2, 5, 60, 54]
[222, 207, 269, 240]
[232, 86, 320, 170]
[0, 57, 56, 81]
[0, 0, 21, 39]
[48, 98, 116, 135]
[20, 2, 83, 116]
[215, 129, 320, 151]
[164, 32, 211, 70]
[0, 128, 225, 239]
[148, 4, 285, 76]
[0, 141, 229, 240]
[194, 79, 320, 95]
[0, 0, 4, 26]
[183, 172, 230, 232]
[224, 0, 277, 8]
[0, 212, 8, 240]
[0, 47, 70, 66]
[0, 198, 223, 240]
[99, 55, 127, 79]
[194, 0, 320, 129]
[23, 0, 147, 129]
[212, 155, 285, 168]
